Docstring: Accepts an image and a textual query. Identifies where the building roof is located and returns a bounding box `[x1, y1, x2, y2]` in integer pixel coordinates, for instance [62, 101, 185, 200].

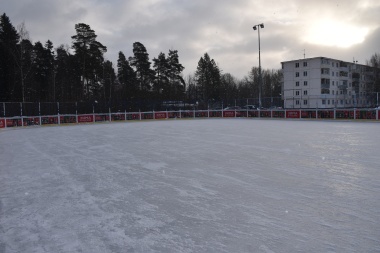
[281, 57, 369, 67]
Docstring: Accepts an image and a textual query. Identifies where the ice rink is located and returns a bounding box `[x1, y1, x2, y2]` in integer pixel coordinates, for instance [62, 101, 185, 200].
[1, 119, 379, 252]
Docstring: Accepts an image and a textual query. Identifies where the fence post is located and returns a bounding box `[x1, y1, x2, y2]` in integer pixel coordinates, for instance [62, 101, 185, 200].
[109, 107, 111, 122]
[93, 105, 95, 123]
[57, 102, 60, 125]
[39, 102, 41, 126]
[3, 102, 6, 128]
[179, 109, 182, 119]
[20, 102, 24, 127]
[285, 109, 287, 119]
[75, 102, 78, 123]
[376, 109, 379, 121]
[153, 110, 155, 120]
[125, 109, 127, 121]
[334, 108, 336, 119]
[315, 108, 318, 119]
[354, 109, 356, 120]
[299, 109, 301, 119]
[139, 109, 141, 120]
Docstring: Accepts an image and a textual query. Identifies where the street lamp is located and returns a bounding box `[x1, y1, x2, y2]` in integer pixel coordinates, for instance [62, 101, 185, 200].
[253, 23, 264, 109]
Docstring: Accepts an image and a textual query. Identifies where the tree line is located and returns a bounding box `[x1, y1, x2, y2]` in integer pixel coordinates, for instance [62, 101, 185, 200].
[2, 13, 377, 105]
[0, 14, 186, 103]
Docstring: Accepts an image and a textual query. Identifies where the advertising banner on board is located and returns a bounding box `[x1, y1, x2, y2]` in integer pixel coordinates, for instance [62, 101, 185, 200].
[223, 111, 235, 117]
[286, 110, 300, 118]
[155, 112, 167, 119]
[78, 114, 94, 123]
[0, 118, 5, 128]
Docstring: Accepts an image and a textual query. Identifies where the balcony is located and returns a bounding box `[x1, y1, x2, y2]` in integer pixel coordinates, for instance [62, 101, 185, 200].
[321, 78, 330, 89]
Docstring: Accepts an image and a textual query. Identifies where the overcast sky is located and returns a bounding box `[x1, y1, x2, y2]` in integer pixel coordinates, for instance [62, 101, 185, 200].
[2, 0, 380, 79]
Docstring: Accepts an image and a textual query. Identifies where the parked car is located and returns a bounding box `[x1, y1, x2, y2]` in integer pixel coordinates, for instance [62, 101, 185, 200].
[223, 106, 241, 110]
[268, 106, 283, 110]
[242, 105, 256, 110]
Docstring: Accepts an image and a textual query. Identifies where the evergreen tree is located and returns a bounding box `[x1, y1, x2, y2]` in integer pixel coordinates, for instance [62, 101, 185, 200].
[71, 23, 107, 100]
[195, 53, 221, 101]
[167, 50, 185, 100]
[129, 42, 155, 94]
[32, 41, 55, 101]
[102, 60, 116, 100]
[152, 52, 169, 97]
[117, 51, 137, 99]
[55, 45, 81, 101]
[0, 13, 19, 101]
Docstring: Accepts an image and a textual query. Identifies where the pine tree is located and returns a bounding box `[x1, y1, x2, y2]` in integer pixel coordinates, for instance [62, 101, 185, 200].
[167, 50, 185, 100]
[153, 52, 169, 97]
[117, 51, 137, 99]
[71, 23, 107, 100]
[129, 42, 155, 94]
[0, 13, 19, 101]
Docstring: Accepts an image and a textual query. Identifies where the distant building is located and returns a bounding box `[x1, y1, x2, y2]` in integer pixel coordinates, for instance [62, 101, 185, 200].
[281, 57, 376, 109]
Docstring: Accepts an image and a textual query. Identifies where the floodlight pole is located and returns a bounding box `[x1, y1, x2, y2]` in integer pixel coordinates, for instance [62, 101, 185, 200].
[253, 23, 264, 109]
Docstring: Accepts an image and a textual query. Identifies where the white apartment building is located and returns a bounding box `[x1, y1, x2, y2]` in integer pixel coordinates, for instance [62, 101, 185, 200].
[281, 57, 375, 109]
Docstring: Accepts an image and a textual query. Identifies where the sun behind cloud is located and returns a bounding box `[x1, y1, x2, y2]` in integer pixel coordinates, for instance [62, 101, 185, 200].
[303, 19, 369, 48]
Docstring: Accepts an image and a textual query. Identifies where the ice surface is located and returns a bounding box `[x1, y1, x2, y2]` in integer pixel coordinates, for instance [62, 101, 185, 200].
[0, 119, 380, 252]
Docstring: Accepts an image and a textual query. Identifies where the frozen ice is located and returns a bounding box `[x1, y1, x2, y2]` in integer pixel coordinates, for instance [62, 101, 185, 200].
[0, 119, 380, 252]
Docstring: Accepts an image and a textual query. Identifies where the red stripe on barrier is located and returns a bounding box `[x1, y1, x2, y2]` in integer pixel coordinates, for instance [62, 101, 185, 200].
[0, 118, 5, 128]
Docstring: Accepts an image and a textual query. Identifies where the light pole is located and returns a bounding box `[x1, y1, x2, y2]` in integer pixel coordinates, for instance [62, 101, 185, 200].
[253, 23, 264, 109]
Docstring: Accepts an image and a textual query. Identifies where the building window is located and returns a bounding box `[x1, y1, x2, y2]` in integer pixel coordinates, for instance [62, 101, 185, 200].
[296, 72, 299, 77]
[303, 62, 307, 67]
[332, 100, 335, 105]
[328, 100, 330, 105]
[332, 90, 335, 95]
[295, 62, 299, 68]
[303, 71, 308, 76]
[303, 90, 307, 95]
[332, 72, 334, 76]
[304, 81, 308, 86]
[332, 62, 335, 67]
[296, 81, 299, 86]
[340, 90, 343, 95]
[303, 100, 308, 105]
[340, 100, 343, 105]
[332, 81, 334, 85]
[295, 91, 300, 96]
[322, 99, 326, 105]
[296, 100, 300, 105]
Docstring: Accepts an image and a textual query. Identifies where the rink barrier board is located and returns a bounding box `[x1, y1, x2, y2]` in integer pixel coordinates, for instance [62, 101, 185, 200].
[0, 109, 379, 128]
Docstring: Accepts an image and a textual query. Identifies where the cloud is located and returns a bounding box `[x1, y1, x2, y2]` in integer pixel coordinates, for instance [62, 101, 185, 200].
[2, 0, 380, 79]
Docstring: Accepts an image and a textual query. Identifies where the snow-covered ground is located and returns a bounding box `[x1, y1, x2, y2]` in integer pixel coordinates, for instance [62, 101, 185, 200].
[1, 119, 379, 253]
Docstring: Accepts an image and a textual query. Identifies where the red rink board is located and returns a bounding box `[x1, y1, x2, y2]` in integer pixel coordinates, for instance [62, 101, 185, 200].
[78, 115, 94, 123]
[0, 119, 5, 128]
[155, 112, 167, 119]
[286, 110, 300, 118]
